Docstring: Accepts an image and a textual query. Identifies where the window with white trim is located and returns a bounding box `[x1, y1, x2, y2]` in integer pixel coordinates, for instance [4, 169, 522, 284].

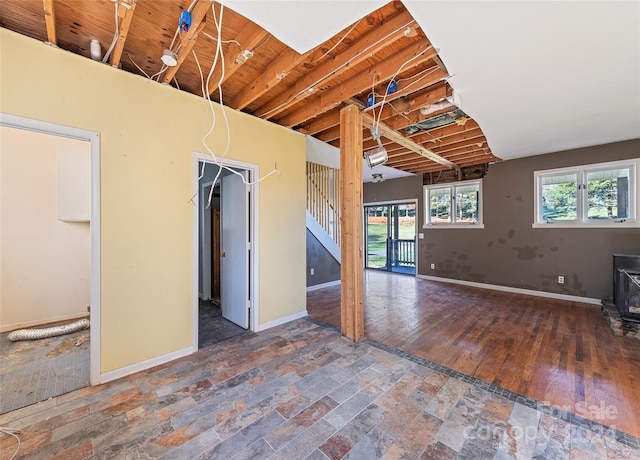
[424, 179, 483, 227]
[534, 159, 639, 227]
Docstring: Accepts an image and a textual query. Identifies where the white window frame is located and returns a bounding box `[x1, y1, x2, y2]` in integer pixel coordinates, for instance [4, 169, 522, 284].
[424, 179, 484, 229]
[533, 158, 640, 228]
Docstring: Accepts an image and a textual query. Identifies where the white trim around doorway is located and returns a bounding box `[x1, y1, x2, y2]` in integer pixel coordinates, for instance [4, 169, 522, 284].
[192, 153, 260, 350]
[363, 198, 419, 274]
[0, 113, 101, 386]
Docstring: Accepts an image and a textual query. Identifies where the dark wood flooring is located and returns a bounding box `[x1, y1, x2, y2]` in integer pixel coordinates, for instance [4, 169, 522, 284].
[307, 270, 640, 437]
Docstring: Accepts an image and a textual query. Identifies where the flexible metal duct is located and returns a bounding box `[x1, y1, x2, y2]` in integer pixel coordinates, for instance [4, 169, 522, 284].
[8, 318, 90, 342]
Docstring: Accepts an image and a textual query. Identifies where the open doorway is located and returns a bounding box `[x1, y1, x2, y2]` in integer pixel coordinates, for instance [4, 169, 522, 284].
[195, 158, 257, 349]
[0, 115, 100, 413]
[364, 200, 417, 275]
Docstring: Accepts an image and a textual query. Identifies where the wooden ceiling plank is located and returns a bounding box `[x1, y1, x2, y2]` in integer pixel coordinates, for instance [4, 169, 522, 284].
[205, 22, 270, 95]
[110, 0, 137, 67]
[406, 120, 481, 145]
[415, 127, 483, 148]
[42, 0, 56, 45]
[161, 0, 211, 84]
[430, 136, 487, 155]
[362, 112, 455, 168]
[394, 150, 493, 170]
[301, 111, 342, 136]
[278, 42, 438, 128]
[254, 10, 417, 120]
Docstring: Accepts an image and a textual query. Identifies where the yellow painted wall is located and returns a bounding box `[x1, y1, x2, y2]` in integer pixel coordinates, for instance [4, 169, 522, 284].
[0, 30, 307, 373]
[0, 127, 91, 331]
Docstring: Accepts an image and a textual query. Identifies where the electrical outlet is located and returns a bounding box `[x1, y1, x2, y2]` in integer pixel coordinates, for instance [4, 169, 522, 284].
[310, 268, 314, 275]
[558, 275, 564, 284]
[430, 263, 435, 270]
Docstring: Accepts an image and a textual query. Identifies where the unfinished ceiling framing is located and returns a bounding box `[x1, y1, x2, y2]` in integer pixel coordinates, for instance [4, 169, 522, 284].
[0, 0, 500, 175]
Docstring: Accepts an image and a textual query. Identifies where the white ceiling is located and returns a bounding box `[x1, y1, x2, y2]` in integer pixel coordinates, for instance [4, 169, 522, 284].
[226, 1, 640, 166]
[306, 135, 415, 183]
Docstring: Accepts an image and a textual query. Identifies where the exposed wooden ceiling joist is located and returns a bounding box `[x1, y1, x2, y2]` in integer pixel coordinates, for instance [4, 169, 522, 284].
[161, 0, 211, 85]
[0, 0, 498, 176]
[205, 22, 270, 96]
[363, 80, 451, 121]
[110, 0, 137, 67]
[277, 42, 439, 128]
[254, 9, 417, 120]
[42, 0, 56, 45]
[229, 46, 308, 110]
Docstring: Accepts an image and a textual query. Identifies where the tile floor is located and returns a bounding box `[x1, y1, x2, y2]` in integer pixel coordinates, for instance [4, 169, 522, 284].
[0, 323, 90, 415]
[0, 317, 638, 459]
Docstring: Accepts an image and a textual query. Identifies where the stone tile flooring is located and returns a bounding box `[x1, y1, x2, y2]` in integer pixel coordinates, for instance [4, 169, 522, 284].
[0, 323, 90, 415]
[198, 299, 253, 348]
[0, 318, 638, 459]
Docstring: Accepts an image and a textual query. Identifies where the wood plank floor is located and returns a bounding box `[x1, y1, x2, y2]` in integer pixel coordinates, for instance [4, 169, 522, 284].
[307, 270, 640, 438]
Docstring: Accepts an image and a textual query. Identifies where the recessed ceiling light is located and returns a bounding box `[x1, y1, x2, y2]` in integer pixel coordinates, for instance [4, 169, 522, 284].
[372, 173, 385, 183]
[161, 49, 178, 67]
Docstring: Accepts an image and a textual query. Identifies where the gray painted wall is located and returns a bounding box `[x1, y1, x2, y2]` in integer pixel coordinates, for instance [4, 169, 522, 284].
[364, 139, 640, 300]
[306, 229, 340, 286]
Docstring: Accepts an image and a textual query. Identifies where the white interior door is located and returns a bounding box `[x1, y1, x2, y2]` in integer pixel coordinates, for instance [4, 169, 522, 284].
[220, 171, 249, 329]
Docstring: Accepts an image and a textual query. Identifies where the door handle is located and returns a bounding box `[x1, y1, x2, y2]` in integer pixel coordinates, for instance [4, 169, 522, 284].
[220, 252, 226, 257]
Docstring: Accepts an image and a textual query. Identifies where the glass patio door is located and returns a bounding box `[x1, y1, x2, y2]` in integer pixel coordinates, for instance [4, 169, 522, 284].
[365, 203, 416, 275]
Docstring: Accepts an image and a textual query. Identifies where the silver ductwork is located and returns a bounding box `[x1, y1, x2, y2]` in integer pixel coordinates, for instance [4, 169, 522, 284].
[8, 318, 90, 342]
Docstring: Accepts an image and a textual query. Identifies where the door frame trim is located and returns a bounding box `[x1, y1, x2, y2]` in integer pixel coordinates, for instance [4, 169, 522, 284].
[363, 198, 419, 274]
[1, 113, 101, 385]
[192, 153, 259, 349]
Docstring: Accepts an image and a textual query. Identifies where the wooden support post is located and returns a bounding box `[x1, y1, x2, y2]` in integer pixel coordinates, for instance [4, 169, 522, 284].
[339, 104, 364, 341]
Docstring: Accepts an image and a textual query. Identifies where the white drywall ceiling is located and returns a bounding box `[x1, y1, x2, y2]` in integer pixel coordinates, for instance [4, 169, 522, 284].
[219, 0, 387, 54]
[404, 0, 640, 159]
[306, 135, 414, 183]
[224, 1, 640, 162]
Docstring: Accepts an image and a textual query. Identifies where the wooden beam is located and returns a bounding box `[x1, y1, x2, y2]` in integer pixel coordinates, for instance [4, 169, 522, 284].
[339, 104, 364, 341]
[254, 10, 417, 120]
[205, 24, 270, 95]
[110, 0, 137, 67]
[229, 46, 307, 110]
[277, 42, 438, 128]
[42, 0, 56, 45]
[161, 0, 211, 84]
[362, 113, 455, 168]
[300, 111, 342, 136]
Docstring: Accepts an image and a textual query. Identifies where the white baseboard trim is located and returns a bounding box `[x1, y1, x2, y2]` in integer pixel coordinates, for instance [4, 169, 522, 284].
[256, 310, 309, 332]
[306, 280, 341, 292]
[417, 275, 601, 305]
[100, 346, 196, 384]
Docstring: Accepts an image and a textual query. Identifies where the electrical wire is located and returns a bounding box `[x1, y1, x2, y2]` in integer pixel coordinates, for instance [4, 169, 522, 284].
[251, 33, 271, 52]
[201, 30, 240, 46]
[128, 53, 151, 79]
[0, 426, 21, 460]
[102, 1, 119, 63]
[312, 19, 360, 63]
[258, 22, 417, 120]
[374, 45, 435, 130]
[191, 2, 279, 209]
